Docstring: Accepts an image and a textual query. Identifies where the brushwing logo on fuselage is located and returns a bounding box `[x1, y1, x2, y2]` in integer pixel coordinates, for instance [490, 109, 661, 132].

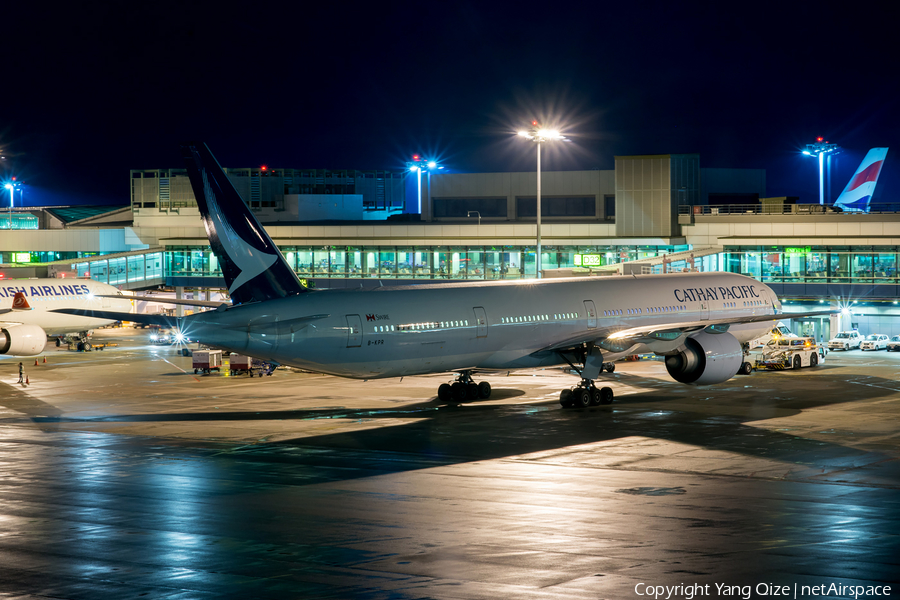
[201, 170, 277, 295]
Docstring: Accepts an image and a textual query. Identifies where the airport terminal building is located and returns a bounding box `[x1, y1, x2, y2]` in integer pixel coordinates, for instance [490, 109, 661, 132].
[1, 153, 897, 340]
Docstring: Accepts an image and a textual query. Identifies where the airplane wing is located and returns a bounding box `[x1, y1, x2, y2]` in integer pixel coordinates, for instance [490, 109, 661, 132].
[543, 309, 837, 352]
[51, 308, 181, 328]
[96, 294, 229, 309]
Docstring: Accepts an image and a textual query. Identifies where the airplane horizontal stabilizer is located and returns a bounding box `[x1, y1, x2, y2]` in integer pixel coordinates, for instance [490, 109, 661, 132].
[96, 294, 228, 309]
[51, 308, 181, 328]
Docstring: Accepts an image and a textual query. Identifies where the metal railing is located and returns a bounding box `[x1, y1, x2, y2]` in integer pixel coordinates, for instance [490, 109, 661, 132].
[680, 203, 900, 216]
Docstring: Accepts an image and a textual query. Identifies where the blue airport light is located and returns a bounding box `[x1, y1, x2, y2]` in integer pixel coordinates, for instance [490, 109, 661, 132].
[803, 138, 841, 205]
[406, 156, 443, 215]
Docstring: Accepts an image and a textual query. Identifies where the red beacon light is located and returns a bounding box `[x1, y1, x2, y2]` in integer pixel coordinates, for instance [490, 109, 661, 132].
[260, 165, 267, 171]
[816, 137, 824, 142]
[412, 154, 421, 161]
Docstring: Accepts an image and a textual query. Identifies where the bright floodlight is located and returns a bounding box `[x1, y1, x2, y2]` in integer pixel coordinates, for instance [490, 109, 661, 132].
[3, 184, 10, 190]
[427, 161, 437, 168]
[409, 165, 419, 172]
[517, 131, 532, 138]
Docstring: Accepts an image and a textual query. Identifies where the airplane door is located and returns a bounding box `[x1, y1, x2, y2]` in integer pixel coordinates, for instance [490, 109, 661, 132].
[473, 307, 487, 338]
[700, 301, 709, 320]
[583, 300, 597, 328]
[346, 314, 362, 348]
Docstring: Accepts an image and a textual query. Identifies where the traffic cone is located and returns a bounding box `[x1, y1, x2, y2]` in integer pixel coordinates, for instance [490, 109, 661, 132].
[25, 376, 29, 384]
[34, 359, 39, 366]
[43, 356, 47, 364]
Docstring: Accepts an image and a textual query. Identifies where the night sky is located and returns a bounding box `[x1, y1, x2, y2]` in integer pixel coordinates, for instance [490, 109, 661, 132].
[2, 2, 897, 207]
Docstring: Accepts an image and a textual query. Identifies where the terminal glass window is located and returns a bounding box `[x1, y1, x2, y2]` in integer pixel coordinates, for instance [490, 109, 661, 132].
[378, 250, 396, 277]
[852, 253, 873, 281]
[90, 260, 108, 283]
[874, 251, 896, 282]
[296, 250, 313, 274]
[313, 249, 330, 276]
[761, 252, 782, 281]
[146, 253, 162, 279]
[806, 251, 826, 280]
[128, 255, 145, 282]
[396, 249, 414, 276]
[108, 257, 126, 285]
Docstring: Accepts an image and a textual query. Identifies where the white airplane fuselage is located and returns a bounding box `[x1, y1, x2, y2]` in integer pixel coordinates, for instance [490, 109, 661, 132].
[0, 279, 132, 336]
[184, 272, 776, 379]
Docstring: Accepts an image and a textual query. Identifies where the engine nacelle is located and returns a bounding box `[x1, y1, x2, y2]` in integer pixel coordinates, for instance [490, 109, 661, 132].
[664, 331, 742, 385]
[0, 325, 49, 356]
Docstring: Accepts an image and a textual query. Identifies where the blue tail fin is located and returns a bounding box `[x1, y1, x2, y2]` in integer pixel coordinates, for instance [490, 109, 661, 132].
[181, 142, 308, 304]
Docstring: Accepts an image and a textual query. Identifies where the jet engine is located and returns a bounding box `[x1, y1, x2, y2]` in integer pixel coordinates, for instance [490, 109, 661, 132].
[664, 331, 742, 385]
[0, 325, 48, 356]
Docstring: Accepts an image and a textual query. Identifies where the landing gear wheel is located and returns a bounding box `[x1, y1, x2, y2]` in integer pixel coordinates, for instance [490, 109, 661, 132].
[793, 355, 802, 369]
[83, 342, 92, 351]
[739, 362, 752, 375]
[810, 353, 818, 367]
[466, 383, 479, 400]
[599, 386, 614, 405]
[589, 387, 602, 406]
[56, 338, 61, 347]
[559, 389, 573, 408]
[438, 383, 452, 401]
[573, 388, 592, 408]
[477, 381, 492, 399]
[451, 381, 467, 402]
[76, 342, 84, 352]
[605, 363, 615, 373]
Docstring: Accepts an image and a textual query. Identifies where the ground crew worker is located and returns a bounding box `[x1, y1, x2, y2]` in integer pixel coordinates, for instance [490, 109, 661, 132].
[18, 362, 24, 384]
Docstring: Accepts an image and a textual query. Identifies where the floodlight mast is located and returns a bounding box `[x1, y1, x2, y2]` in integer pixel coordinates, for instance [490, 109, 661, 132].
[803, 138, 842, 205]
[407, 155, 443, 218]
[517, 123, 566, 278]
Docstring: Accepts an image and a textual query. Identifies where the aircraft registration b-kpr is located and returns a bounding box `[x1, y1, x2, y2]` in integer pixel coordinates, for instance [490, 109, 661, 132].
[57, 143, 835, 407]
[1, 279, 131, 356]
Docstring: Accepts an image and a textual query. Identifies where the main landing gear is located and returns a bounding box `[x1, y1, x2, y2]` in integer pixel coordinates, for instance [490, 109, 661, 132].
[437, 371, 492, 402]
[559, 381, 614, 408]
[558, 345, 616, 409]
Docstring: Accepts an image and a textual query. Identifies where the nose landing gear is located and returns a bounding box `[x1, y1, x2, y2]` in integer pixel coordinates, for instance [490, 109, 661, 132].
[437, 371, 492, 402]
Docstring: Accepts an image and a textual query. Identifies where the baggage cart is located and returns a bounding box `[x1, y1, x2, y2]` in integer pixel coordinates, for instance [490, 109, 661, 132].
[192, 349, 223, 374]
[229, 354, 253, 375]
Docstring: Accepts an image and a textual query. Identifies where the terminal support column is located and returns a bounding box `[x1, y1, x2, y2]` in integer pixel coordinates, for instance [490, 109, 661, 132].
[175, 286, 184, 318]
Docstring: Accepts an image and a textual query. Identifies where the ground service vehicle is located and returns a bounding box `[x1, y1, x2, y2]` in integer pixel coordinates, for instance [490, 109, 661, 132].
[828, 331, 861, 350]
[754, 337, 824, 370]
[860, 334, 889, 351]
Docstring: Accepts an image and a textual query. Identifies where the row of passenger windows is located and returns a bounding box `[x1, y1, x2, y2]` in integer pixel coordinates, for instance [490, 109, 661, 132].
[500, 312, 578, 324]
[375, 320, 470, 333]
[605, 305, 685, 317]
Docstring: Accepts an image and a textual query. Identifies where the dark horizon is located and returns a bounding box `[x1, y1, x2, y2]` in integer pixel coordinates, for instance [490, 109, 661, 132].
[2, 2, 897, 208]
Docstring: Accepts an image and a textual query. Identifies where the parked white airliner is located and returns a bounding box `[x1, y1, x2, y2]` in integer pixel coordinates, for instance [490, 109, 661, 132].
[57, 143, 834, 407]
[1, 279, 131, 356]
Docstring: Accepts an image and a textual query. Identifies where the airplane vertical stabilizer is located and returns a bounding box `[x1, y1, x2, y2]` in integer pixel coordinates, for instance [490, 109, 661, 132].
[181, 142, 308, 304]
[833, 148, 889, 213]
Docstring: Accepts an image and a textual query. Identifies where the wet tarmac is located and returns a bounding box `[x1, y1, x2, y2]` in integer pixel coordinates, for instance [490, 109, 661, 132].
[1, 328, 898, 598]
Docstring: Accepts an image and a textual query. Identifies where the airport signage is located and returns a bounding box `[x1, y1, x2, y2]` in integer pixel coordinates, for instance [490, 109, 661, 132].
[784, 246, 812, 255]
[574, 254, 602, 267]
